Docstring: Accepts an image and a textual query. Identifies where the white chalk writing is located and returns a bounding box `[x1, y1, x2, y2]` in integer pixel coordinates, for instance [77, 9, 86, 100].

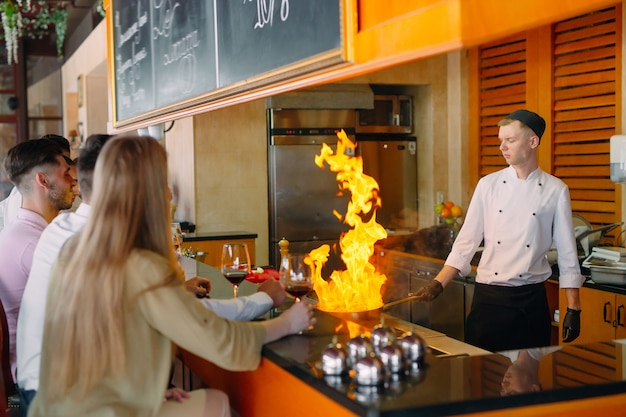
[114, 2, 149, 111]
[153, 0, 199, 94]
[243, 0, 290, 29]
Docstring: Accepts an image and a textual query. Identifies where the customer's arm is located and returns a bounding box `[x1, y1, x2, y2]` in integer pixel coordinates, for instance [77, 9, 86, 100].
[260, 301, 315, 343]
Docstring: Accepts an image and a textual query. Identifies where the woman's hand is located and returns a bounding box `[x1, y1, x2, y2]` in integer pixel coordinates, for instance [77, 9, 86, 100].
[281, 300, 316, 334]
[262, 300, 316, 343]
[163, 387, 190, 403]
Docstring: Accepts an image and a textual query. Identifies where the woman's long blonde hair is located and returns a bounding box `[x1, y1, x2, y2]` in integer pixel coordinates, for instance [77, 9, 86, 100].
[42, 135, 179, 398]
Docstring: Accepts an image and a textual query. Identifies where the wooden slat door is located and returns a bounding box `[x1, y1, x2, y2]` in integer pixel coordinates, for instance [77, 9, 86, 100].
[476, 34, 527, 177]
[552, 7, 620, 229]
[471, 6, 621, 237]
[552, 341, 620, 387]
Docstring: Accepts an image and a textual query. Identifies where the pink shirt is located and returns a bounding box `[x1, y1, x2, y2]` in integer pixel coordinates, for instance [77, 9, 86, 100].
[0, 208, 48, 380]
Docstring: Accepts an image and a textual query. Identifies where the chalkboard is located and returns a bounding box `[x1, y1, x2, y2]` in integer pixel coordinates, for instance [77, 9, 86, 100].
[112, 0, 216, 122]
[216, 0, 341, 87]
[111, 0, 344, 126]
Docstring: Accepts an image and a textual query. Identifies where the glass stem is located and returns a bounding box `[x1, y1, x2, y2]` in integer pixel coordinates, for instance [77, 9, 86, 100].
[233, 285, 238, 298]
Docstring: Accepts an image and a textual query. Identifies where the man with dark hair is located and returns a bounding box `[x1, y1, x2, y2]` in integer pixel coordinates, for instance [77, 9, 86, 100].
[16, 134, 111, 411]
[0, 135, 72, 230]
[0, 138, 75, 383]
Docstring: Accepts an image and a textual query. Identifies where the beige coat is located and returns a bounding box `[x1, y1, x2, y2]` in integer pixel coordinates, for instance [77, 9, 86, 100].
[29, 249, 265, 417]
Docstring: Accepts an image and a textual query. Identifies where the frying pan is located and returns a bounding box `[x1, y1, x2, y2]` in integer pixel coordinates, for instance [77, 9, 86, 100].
[318, 293, 426, 323]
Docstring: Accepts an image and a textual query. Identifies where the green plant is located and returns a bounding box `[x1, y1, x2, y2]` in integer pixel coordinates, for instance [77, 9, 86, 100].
[96, 0, 105, 18]
[0, 0, 71, 64]
[1, 0, 22, 64]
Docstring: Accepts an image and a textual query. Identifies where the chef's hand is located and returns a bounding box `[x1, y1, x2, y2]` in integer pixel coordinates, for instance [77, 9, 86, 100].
[562, 307, 581, 343]
[412, 279, 443, 302]
[185, 277, 211, 298]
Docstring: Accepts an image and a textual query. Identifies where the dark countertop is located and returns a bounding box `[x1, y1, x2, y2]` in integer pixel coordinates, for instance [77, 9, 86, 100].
[547, 274, 626, 296]
[583, 280, 626, 295]
[179, 256, 626, 417]
[262, 311, 626, 417]
[181, 230, 258, 242]
[378, 246, 626, 296]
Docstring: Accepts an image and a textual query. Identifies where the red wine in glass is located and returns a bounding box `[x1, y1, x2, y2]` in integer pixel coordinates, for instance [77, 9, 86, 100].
[221, 243, 251, 298]
[285, 283, 313, 301]
[224, 271, 248, 286]
[285, 254, 313, 302]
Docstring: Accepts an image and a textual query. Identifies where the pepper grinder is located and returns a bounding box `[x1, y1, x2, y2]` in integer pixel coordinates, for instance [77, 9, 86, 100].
[278, 237, 290, 288]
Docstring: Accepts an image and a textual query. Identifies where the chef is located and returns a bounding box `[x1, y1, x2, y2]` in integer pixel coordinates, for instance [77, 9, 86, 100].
[414, 109, 583, 352]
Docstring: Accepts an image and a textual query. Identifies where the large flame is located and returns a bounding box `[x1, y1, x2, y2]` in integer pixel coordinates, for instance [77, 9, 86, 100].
[310, 130, 387, 312]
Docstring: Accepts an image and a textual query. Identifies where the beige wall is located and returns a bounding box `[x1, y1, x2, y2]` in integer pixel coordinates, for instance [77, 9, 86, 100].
[193, 100, 269, 263]
[165, 117, 196, 223]
[61, 20, 108, 142]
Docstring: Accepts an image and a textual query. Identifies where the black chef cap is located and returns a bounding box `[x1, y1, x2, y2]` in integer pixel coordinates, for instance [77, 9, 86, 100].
[506, 109, 546, 139]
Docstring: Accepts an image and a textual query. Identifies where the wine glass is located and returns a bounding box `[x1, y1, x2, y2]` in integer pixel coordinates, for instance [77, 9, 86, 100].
[284, 253, 313, 302]
[221, 243, 251, 298]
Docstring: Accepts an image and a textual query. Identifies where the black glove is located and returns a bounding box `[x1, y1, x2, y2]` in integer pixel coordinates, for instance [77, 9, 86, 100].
[412, 280, 444, 302]
[562, 307, 581, 343]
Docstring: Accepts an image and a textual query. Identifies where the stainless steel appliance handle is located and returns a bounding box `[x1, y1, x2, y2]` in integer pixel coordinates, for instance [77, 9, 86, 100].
[271, 135, 341, 146]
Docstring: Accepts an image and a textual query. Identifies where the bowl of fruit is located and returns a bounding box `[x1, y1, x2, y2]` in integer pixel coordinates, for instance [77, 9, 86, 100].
[435, 200, 463, 226]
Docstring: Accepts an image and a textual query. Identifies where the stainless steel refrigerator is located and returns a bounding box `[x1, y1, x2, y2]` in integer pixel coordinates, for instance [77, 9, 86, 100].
[356, 135, 418, 232]
[268, 109, 355, 274]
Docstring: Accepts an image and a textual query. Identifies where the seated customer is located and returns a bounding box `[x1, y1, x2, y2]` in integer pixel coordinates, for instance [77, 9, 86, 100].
[17, 134, 285, 415]
[0, 138, 75, 382]
[28, 135, 314, 417]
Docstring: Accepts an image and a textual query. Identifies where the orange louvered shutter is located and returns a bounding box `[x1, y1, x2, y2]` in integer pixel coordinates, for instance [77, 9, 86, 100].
[552, 7, 620, 228]
[473, 6, 621, 232]
[476, 34, 527, 177]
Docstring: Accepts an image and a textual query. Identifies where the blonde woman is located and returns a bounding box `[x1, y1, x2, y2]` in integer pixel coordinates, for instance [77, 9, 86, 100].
[28, 135, 315, 417]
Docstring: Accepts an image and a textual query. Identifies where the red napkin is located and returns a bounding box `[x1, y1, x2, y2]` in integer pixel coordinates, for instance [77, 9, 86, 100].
[246, 268, 280, 284]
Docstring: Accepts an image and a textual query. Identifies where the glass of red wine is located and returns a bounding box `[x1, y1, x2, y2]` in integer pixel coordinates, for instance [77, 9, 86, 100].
[284, 253, 313, 302]
[220, 243, 251, 298]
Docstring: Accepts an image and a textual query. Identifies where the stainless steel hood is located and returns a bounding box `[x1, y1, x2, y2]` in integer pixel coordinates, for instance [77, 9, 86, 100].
[266, 84, 374, 110]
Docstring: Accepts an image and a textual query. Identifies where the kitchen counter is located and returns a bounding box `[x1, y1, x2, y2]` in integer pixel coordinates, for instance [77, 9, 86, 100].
[178, 257, 626, 417]
[181, 230, 258, 242]
[180, 231, 258, 266]
[377, 244, 626, 296]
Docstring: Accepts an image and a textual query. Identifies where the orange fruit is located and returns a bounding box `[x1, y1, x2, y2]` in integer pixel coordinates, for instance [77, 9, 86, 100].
[441, 207, 452, 218]
[444, 201, 455, 209]
[451, 205, 463, 217]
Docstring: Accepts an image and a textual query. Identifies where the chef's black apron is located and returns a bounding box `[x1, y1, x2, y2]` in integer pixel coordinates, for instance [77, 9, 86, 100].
[465, 281, 551, 352]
